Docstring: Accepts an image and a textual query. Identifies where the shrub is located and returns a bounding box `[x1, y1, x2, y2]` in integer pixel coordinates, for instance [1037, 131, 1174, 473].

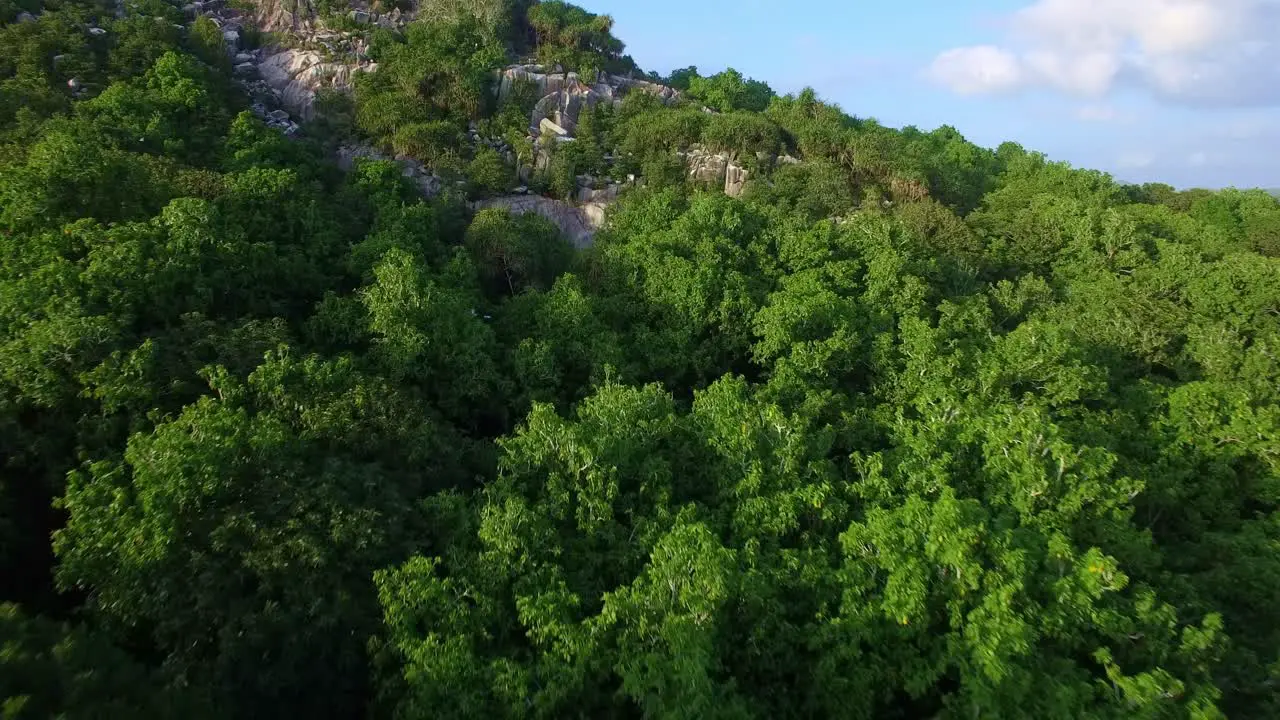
[467, 147, 516, 197]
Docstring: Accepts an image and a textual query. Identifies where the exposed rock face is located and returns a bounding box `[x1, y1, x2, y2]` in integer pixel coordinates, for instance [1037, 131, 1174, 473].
[497, 64, 679, 137]
[685, 145, 750, 198]
[175, 3, 711, 247]
[497, 65, 678, 106]
[539, 117, 569, 137]
[531, 84, 602, 136]
[497, 65, 590, 104]
[576, 181, 622, 205]
[258, 50, 374, 120]
[252, 0, 319, 32]
[472, 195, 610, 249]
[337, 143, 443, 197]
[334, 144, 381, 170]
[336, 144, 617, 246]
[497, 66, 756, 198]
[724, 162, 749, 198]
[688, 149, 729, 186]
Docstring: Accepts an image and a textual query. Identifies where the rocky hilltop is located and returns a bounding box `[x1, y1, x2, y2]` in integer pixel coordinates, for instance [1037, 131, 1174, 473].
[496, 63, 679, 136]
[197, 0, 766, 244]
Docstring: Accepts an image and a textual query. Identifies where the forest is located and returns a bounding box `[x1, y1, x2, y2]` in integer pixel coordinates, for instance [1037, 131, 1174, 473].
[2, 0, 1279, 718]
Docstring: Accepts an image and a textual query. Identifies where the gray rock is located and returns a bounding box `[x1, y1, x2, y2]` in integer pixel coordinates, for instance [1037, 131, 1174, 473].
[471, 195, 609, 248]
[724, 161, 749, 198]
[16, 11, 35, 23]
[685, 145, 751, 197]
[416, 174, 442, 197]
[687, 147, 729, 186]
[539, 117, 569, 137]
[234, 52, 255, 64]
[577, 182, 621, 205]
[234, 62, 256, 75]
[349, 10, 369, 24]
[223, 30, 239, 51]
[183, 3, 198, 18]
[267, 109, 290, 122]
[88, 27, 107, 36]
[257, 49, 373, 121]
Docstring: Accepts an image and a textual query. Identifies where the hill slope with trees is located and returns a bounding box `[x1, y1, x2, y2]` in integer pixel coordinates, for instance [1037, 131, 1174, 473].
[3, 1, 1280, 718]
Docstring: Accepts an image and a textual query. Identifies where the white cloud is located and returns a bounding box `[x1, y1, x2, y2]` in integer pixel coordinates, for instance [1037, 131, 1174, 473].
[1186, 150, 1230, 167]
[928, 0, 1280, 106]
[926, 46, 1023, 95]
[1117, 151, 1156, 169]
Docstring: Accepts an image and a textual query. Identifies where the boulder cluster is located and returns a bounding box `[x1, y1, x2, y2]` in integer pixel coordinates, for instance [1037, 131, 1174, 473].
[469, 123, 519, 168]
[172, 2, 766, 242]
[346, 7, 406, 28]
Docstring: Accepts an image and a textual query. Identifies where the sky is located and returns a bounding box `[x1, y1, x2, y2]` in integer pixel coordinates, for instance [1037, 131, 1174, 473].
[587, 0, 1280, 190]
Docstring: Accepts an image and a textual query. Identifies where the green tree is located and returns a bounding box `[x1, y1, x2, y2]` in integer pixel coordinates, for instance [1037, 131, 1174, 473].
[465, 207, 574, 296]
[361, 247, 507, 426]
[355, 15, 505, 149]
[687, 68, 774, 113]
[467, 146, 517, 196]
[54, 350, 465, 719]
[664, 65, 699, 91]
[526, 0, 624, 75]
[0, 604, 214, 719]
[496, 272, 623, 410]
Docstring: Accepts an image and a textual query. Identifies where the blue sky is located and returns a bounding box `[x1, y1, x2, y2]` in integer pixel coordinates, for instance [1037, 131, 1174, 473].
[588, 0, 1280, 190]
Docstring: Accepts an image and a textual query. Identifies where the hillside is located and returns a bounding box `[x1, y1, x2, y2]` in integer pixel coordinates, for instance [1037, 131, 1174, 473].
[2, 1, 1280, 718]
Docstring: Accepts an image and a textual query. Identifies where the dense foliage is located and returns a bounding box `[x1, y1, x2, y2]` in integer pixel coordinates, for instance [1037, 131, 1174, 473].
[3, 0, 1280, 718]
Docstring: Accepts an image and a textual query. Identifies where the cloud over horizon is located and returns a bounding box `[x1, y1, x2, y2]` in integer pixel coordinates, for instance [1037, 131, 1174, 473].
[927, 0, 1280, 107]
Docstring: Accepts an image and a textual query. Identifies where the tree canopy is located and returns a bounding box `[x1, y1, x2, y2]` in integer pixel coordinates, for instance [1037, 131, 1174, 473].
[3, 1, 1280, 718]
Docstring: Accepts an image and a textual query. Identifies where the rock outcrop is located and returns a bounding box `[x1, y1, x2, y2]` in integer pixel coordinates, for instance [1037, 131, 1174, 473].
[685, 145, 751, 198]
[497, 64, 679, 137]
[337, 143, 443, 197]
[495, 67, 758, 198]
[725, 162, 749, 198]
[179, 3, 736, 246]
[472, 194, 611, 249]
[258, 49, 374, 121]
[251, 0, 319, 32]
